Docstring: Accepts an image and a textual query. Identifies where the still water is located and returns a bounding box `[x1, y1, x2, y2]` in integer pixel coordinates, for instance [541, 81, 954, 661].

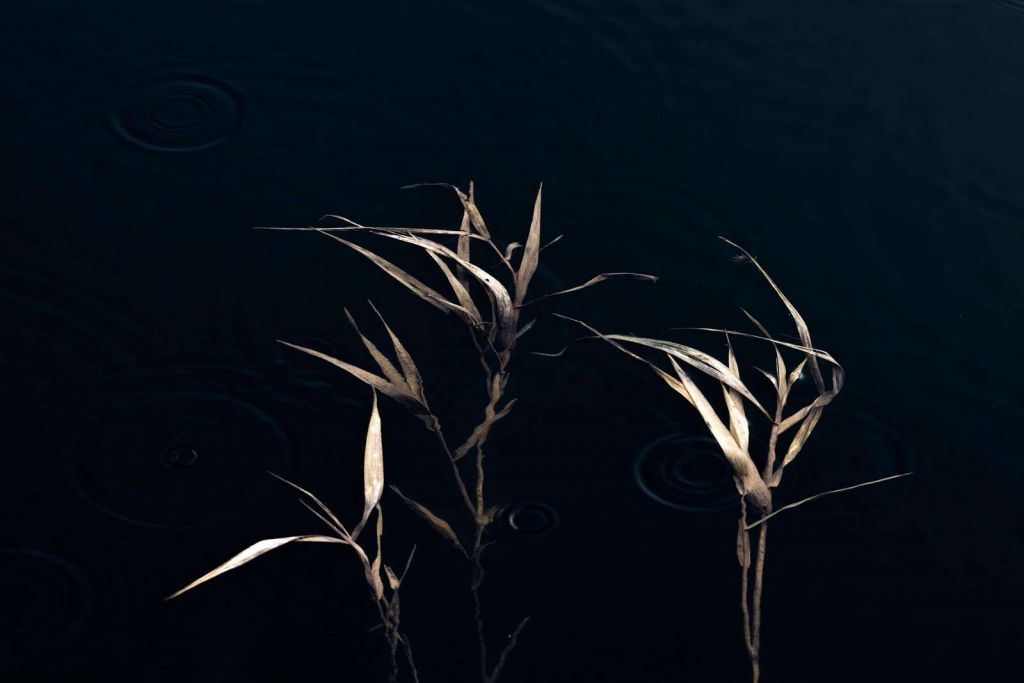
[1, 2, 1021, 681]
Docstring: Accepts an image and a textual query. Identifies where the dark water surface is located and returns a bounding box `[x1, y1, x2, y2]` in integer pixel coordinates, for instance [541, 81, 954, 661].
[2, 2, 1022, 681]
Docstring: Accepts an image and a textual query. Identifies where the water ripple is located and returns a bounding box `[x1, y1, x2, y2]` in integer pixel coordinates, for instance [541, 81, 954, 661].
[0, 546, 126, 668]
[109, 75, 244, 153]
[634, 434, 739, 512]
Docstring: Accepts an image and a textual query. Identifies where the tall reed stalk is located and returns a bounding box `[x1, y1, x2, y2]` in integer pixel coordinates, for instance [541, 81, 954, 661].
[167, 183, 654, 682]
[553, 238, 910, 682]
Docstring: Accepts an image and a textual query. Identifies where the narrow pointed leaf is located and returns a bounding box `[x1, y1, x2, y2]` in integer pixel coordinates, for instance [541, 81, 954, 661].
[425, 250, 483, 327]
[722, 238, 825, 391]
[374, 231, 517, 350]
[781, 405, 824, 468]
[747, 473, 913, 529]
[385, 565, 400, 591]
[456, 184, 473, 289]
[345, 309, 408, 392]
[522, 272, 658, 306]
[268, 471, 349, 537]
[166, 536, 345, 600]
[402, 182, 490, 237]
[516, 318, 537, 340]
[357, 392, 384, 536]
[278, 340, 424, 415]
[366, 301, 428, 404]
[606, 334, 769, 418]
[390, 486, 465, 553]
[514, 184, 542, 306]
[667, 356, 770, 508]
[674, 327, 840, 367]
[318, 231, 469, 318]
[723, 337, 750, 453]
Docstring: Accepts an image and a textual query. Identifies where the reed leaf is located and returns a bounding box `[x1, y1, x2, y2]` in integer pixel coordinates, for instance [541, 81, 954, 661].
[606, 334, 770, 418]
[722, 238, 825, 391]
[390, 486, 465, 554]
[354, 391, 385, 537]
[268, 471, 349, 537]
[373, 231, 517, 351]
[514, 184, 543, 306]
[723, 337, 750, 453]
[401, 182, 490, 237]
[667, 356, 770, 508]
[166, 535, 345, 600]
[522, 272, 658, 307]
[425, 250, 484, 327]
[318, 231, 470, 318]
[671, 327, 839, 367]
[345, 309, 408, 391]
[277, 340, 427, 417]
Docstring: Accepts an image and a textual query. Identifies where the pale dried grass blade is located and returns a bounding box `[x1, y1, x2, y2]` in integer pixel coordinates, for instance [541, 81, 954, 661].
[451, 398, 517, 461]
[374, 231, 517, 350]
[773, 344, 788, 399]
[541, 234, 563, 252]
[667, 357, 770, 508]
[425, 250, 484, 327]
[723, 337, 750, 453]
[516, 318, 537, 340]
[546, 314, 696, 405]
[402, 182, 490, 237]
[746, 472, 914, 530]
[390, 486, 466, 554]
[345, 309, 408, 391]
[778, 389, 838, 434]
[606, 334, 770, 418]
[399, 545, 417, 583]
[268, 471, 348, 537]
[780, 405, 824, 469]
[277, 340, 423, 413]
[366, 301, 427, 404]
[318, 231, 469, 317]
[385, 565, 400, 591]
[522, 272, 658, 307]
[514, 184, 542, 306]
[457, 183, 473, 274]
[166, 535, 345, 600]
[355, 391, 384, 537]
[753, 367, 778, 389]
[786, 358, 808, 393]
[671, 327, 839, 367]
[722, 238, 825, 391]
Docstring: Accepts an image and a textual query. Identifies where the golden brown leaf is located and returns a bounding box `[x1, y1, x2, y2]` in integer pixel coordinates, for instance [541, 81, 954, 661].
[390, 486, 465, 554]
[514, 184, 543, 306]
[166, 535, 345, 600]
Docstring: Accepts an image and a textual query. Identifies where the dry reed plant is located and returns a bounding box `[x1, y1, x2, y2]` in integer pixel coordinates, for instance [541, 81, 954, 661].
[167, 182, 654, 683]
[167, 394, 422, 682]
[551, 238, 911, 683]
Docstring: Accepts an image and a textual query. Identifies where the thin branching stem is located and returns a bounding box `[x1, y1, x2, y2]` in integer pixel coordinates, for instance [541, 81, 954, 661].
[491, 616, 531, 683]
[434, 428, 476, 515]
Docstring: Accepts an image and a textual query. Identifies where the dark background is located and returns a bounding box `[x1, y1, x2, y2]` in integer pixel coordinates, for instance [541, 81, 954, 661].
[2, 1, 1021, 681]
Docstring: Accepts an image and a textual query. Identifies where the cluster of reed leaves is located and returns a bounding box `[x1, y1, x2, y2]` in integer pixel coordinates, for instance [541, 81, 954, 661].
[554, 238, 910, 683]
[167, 393, 420, 681]
[166, 182, 654, 683]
